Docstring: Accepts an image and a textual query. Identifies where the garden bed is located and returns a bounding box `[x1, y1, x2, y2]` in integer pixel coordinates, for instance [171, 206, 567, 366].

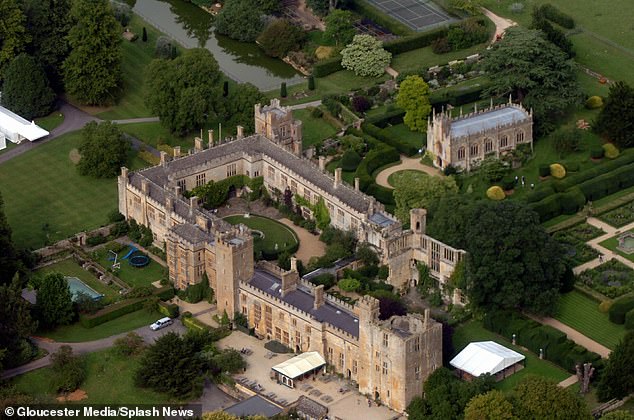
[598, 200, 634, 228]
[224, 215, 299, 260]
[552, 223, 604, 266]
[577, 259, 634, 299]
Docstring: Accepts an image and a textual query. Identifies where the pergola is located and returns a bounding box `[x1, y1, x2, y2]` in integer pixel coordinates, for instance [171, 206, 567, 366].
[271, 352, 326, 388]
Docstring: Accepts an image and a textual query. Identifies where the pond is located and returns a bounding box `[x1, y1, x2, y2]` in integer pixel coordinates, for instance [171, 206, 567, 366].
[133, 0, 304, 91]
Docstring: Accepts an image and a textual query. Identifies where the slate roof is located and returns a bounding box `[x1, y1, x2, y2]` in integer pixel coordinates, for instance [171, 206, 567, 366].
[248, 270, 360, 338]
[296, 396, 328, 419]
[169, 223, 213, 245]
[225, 395, 282, 418]
[450, 106, 529, 138]
[369, 212, 397, 227]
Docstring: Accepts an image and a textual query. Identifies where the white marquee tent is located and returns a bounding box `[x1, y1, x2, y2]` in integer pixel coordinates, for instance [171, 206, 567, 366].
[271, 352, 326, 388]
[0, 105, 49, 150]
[450, 341, 525, 377]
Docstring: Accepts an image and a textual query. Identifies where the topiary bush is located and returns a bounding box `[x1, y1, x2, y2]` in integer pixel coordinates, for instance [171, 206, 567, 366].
[486, 186, 505, 201]
[609, 295, 634, 324]
[591, 147, 604, 159]
[340, 150, 362, 171]
[550, 163, 566, 179]
[311, 107, 323, 118]
[585, 96, 604, 109]
[603, 143, 620, 159]
[625, 309, 634, 330]
[539, 164, 550, 177]
[564, 161, 580, 172]
[501, 176, 516, 191]
[598, 300, 613, 313]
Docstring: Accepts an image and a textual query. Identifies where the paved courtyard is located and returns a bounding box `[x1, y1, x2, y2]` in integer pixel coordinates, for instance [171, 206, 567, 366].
[217, 332, 403, 420]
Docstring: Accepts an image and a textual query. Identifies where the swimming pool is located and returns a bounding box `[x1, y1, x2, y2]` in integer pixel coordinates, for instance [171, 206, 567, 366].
[66, 276, 104, 301]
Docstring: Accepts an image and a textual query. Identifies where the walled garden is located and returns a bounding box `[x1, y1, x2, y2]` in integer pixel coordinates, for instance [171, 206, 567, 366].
[553, 223, 603, 266]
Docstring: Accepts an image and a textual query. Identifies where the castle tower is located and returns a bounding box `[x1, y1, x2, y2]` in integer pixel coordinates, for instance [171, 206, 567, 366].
[410, 208, 427, 249]
[214, 227, 254, 319]
[427, 109, 452, 169]
[254, 99, 303, 156]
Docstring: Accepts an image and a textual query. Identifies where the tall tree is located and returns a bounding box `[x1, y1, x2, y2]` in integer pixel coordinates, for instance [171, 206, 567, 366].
[215, 0, 264, 42]
[225, 83, 267, 134]
[481, 27, 582, 134]
[0, 277, 37, 370]
[392, 172, 459, 223]
[397, 75, 432, 133]
[341, 35, 392, 78]
[464, 390, 517, 420]
[36, 273, 74, 329]
[597, 332, 634, 401]
[20, 0, 72, 91]
[0, 0, 30, 80]
[323, 10, 356, 46]
[1, 54, 55, 120]
[63, 0, 122, 105]
[145, 48, 223, 135]
[256, 19, 306, 58]
[0, 192, 19, 285]
[511, 376, 591, 420]
[594, 81, 634, 149]
[77, 121, 129, 178]
[463, 201, 565, 314]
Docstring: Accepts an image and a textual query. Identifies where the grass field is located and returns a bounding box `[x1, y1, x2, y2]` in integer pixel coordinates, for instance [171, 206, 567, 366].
[452, 320, 570, 391]
[94, 244, 167, 289]
[224, 215, 298, 255]
[382, 124, 425, 151]
[39, 309, 160, 343]
[35, 112, 65, 131]
[391, 43, 488, 75]
[554, 290, 626, 350]
[37, 259, 119, 302]
[11, 347, 174, 404]
[293, 108, 340, 149]
[387, 169, 428, 188]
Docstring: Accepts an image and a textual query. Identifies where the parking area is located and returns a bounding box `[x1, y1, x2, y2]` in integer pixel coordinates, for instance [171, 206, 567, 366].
[217, 332, 402, 420]
[366, 0, 453, 31]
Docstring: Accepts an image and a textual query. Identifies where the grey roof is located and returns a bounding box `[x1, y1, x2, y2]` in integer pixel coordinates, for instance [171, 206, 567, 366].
[296, 396, 328, 418]
[302, 256, 358, 281]
[369, 212, 397, 227]
[249, 270, 360, 338]
[170, 223, 213, 245]
[450, 106, 529, 138]
[225, 395, 282, 418]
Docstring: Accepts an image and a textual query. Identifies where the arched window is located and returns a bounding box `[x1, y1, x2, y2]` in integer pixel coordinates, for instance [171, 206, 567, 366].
[500, 135, 509, 148]
[516, 131, 525, 143]
[457, 147, 466, 160]
[470, 144, 479, 157]
[484, 139, 493, 153]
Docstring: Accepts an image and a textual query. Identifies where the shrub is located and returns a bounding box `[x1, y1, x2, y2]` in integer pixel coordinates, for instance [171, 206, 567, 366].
[108, 210, 125, 223]
[312, 56, 343, 78]
[598, 300, 613, 313]
[51, 346, 85, 393]
[585, 96, 604, 109]
[550, 163, 566, 179]
[308, 75, 315, 90]
[280, 82, 287, 98]
[338, 278, 361, 292]
[539, 164, 550, 177]
[501, 176, 516, 191]
[351, 95, 372, 113]
[591, 147, 604, 159]
[540, 3, 575, 29]
[311, 107, 323, 118]
[309, 273, 336, 289]
[625, 309, 634, 330]
[113, 332, 146, 356]
[603, 143, 620, 159]
[486, 186, 505, 201]
[564, 161, 580, 172]
[431, 37, 451, 54]
[609, 296, 634, 324]
[158, 301, 179, 318]
[86, 235, 108, 246]
[155, 36, 177, 59]
[340, 150, 362, 171]
[509, 2, 524, 13]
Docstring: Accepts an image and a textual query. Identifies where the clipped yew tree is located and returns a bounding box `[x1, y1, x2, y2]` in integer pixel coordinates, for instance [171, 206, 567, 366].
[341, 35, 392, 78]
[1, 54, 55, 120]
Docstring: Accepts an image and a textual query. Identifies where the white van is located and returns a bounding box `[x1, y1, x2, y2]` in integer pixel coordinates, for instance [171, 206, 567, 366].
[150, 317, 173, 331]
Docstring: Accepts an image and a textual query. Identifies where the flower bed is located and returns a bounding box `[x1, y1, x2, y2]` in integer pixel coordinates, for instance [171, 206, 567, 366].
[577, 259, 634, 298]
[598, 200, 634, 227]
[553, 223, 604, 266]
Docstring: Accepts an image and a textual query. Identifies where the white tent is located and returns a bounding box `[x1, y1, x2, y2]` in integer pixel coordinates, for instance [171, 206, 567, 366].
[450, 341, 525, 377]
[272, 352, 326, 380]
[0, 105, 49, 149]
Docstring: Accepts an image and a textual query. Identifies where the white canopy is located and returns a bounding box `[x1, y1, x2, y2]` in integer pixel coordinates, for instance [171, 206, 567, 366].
[450, 341, 525, 377]
[272, 352, 326, 379]
[0, 105, 49, 142]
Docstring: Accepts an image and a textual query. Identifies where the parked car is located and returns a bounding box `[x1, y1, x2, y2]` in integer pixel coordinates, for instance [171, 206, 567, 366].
[150, 317, 172, 331]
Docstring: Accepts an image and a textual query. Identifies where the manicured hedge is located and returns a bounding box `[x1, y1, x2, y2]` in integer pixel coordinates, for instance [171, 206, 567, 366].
[539, 164, 550, 177]
[313, 56, 343, 78]
[365, 108, 406, 127]
[367, 183, 395, 205]
[361, 122, 419, 156]
[540, 3, 575, 29]
[554, 149, 634, 192]
[430, 82, 490, 109]
[384, 27, 449, 54]
[483, 311, 602, 373]
[529, 188, 589, 221]
[349, 0, 414, 36]
[625, 309, 634, 330]
[153, 285, 175, 301]
[609, 295, 634, 324]
[182, 315, 211, 331]
[354, 143, 400, 191]
[158, 301, 179, 318]
[578, 163, 634, 201]
[525, 185, 556, 203]
[80, 298, 146, 328]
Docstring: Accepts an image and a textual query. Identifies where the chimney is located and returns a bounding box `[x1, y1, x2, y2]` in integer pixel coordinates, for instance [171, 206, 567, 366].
[424, 308, 430, 328]
[196, 214, 208, 231]
[334, 168, 342, 188]
[166, 196, 173, 212]
[237, 125, 244, 139]
[174, 146, 181, 158]
[313, 284, 325, 309]
[319, 156, 326, 172]
[354, 177, 360, 191]
[160, 151, 168, 166]
[141, 179, 149, 195]
[281, 270, 299, 297]
[189, 196, 198, 210]
[290, 257, 298, 272]
[208, 129, 214, 148]
[120, 166, 129, 181]
[174, 185, 181, 196]
[194, 137, 203, 152]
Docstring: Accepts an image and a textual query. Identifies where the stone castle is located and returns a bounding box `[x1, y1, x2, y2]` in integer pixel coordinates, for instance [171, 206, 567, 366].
[427, 100, 533, 171]
[117, 99, 466, 412]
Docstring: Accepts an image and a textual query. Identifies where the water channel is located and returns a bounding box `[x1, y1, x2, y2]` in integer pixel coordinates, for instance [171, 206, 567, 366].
[133, 0, 304, 91]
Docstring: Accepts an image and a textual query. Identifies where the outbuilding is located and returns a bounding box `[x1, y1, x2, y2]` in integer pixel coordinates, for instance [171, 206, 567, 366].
[271, 352, 326, 388]
[450, 341, 525, 381]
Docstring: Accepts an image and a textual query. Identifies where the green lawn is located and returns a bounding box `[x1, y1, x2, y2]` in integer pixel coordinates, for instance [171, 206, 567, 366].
[0, 140, 18, 155]
[382, 124, 425, 151]
[0, 132, 119, 249]
[35, 112, 65, 131]
[387, 169, 428, 188]
[121, 121, 193, 150]
[453, 320, 570, 391]
[94, 243, 168, 289]
[293, 108, 339, 149]
[39, 309, 160, 343]
[391, 43, 488, 74]
[37, 259, 119, 302]
[11, 347, 175, 404]
[599, 232, 634, 263]
[224, 215, 298, 255]
[554, 290, 626, 350]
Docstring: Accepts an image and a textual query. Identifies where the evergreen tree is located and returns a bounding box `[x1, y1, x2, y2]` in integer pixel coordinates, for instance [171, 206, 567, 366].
[0, 192, 19, 285]
[308, 75, 315, 90]
[1, 54, 56, 120]
[0, 0, 30, 81]
[223, 81, 229, 97]
[36, 272, 75, 329]
[594, 81, 634, 149]
[142, 27, 147, 42]
[0, 277, 37, 369]
[280, 82, 287, 98]
[62, 0, 122, 105]
[597, 332, 634, 401]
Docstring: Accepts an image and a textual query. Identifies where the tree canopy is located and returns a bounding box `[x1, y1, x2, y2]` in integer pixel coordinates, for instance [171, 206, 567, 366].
[0, 192, 19, 286]
[225, 83, 268, 134]
[324, 10, 356, 46]
[341, 35, 392, 78]
[481, 27, 582, 134]
[597, 332, 634, 401]
[36, 272, 75, 329]
[0, 277, 37, 370]
[145, 48, 223, 135]
[594, 81, 634, 149]
[215, 0, 264, 42]
[397, 75, 432, 133]
[464, 390, 517, 420]
[1, 54, 55, 120]
[0, 0, 30, 81]
[77, 121, 129, 178]
[393, 172, 458, 223]
[257, 19, 306, 58]
[511, 376, 591, 420]
[62, 0, 122, 105]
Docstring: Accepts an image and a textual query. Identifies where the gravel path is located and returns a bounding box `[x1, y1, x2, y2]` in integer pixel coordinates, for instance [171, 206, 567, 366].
[572, 217, 634, 274]
[278, 218, 326, 263]
[375, 155, 442, 189]
[481, 7, 517, 40]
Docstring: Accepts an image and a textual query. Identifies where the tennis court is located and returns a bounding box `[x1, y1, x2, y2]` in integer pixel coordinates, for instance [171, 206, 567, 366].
[366, 0, 453, 32]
